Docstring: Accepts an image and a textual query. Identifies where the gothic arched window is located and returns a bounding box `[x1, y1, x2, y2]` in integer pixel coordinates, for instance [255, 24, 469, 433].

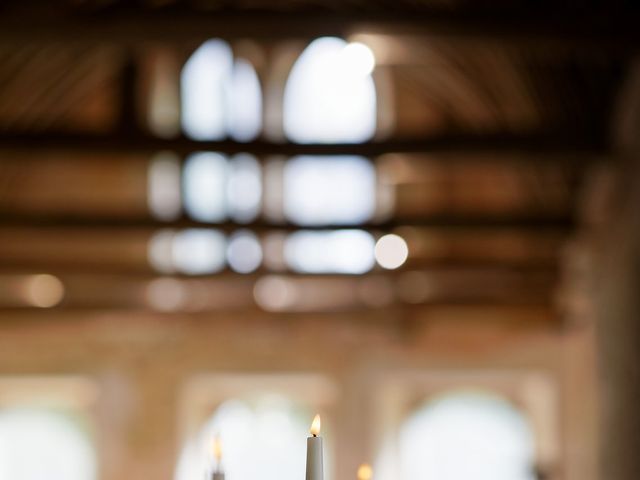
[283, 37, 376, 143]
[174, 395, 312, 480]
[378, 392, 536, 480]
[0, 408, 96, 480]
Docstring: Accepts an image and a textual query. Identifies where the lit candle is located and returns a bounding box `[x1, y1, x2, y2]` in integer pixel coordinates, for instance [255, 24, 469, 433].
[211, 435, 224, 480]
[306, 414, 323, 480]
[357, 464, 373, 480]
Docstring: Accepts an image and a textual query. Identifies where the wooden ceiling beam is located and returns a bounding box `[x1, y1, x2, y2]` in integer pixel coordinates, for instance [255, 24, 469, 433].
[0, 225, 567, 273]
[0, 6, 638, 50]
[0, 268, 557, 311]
[0, 215, 574, 231]
[0, 131, 608, 157]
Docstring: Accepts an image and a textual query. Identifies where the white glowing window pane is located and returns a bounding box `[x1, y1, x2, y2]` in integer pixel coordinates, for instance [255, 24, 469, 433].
[0, 408, 96, 480]
[283, 37, 376, 143]
[227, 154, 262, 223]
[228, 59, 262, 142]
[184, 152, 228, 222]
[172, 229, 226, 274]
[227, 230, 262, 274]
[284, 230, 375, 274]
[175, 396, 311, 480]
[284, 156, 375, 225]
[148, 152, 181, 221]
[181, 39, 233, 140]
[395, 394, 535, 480]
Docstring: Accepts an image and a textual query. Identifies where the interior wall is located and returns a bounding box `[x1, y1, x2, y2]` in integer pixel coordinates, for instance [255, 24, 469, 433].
[592, 58, 640, 480]
[0, 307, 576, 480]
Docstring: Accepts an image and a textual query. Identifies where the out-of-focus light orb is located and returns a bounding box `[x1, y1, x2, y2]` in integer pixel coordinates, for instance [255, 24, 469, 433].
[148, 229, 177, 273]
[253, 275, 297, 311]
[227, 231, 263, 274]
[357, 464, 374, 480]
[172, 229, 226, 275]
[375, 234, 408, 270]
[146, 278, 188, 311]
[148, 152, 181, 221]
[340, 42, 376, 77]
[23, 274, 64, 308]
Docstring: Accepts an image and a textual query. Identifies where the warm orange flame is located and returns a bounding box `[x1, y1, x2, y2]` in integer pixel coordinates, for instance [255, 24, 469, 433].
[212, 435, 223, 462]
[357, 464, 373, 480]
[310, 414, 321, 436]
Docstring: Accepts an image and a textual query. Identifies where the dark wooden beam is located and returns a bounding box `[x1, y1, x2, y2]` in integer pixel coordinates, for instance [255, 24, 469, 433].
[0, 131, 608, 158]
[0, 225, 568, 275]
[0, 5, 638, 50]
[118, 51, 140, 134]
[0, 267, 557, 311]
[0, 214, 574, 231]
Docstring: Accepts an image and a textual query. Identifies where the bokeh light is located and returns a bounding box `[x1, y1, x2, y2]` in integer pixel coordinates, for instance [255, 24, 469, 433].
[227, 231, 263, 274]
[183, 152, 228, 223]
[374, 234, 409, 270]
[22, 274, 65, 308]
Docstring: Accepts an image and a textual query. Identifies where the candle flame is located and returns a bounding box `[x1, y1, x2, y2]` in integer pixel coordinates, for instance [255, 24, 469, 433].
[357, 464, 373, 480]
[310, 414, 321, 436]
[212, 435, 223, 462]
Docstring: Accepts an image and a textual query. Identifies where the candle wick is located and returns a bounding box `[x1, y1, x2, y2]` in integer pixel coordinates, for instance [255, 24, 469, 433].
[312, 433, 317, 437]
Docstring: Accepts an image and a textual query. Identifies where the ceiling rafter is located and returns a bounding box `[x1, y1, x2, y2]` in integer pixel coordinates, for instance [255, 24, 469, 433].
[0, 131, 608, 157]
[0, 5, 638, 50]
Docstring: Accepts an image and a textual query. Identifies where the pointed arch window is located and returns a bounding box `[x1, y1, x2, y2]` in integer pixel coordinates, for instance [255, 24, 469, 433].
[181, 40, 262, 142]
[0, 408, 96, 480]
[377, 392, 536, 480]
[283, 37, 376, 143]
[175, 395, 313, 480]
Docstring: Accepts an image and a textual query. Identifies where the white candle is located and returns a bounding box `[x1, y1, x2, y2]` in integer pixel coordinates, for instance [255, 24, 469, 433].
[306, 414, 323, 480]
[211, 435, 224, 480]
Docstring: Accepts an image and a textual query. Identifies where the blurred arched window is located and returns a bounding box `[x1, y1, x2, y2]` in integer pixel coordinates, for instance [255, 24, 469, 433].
[283, 37, 376, 143]
[284, 230, 375, 274]
[181, 39, 233, 140]
[228, 59, 263, 142]
[181, 40, 262, 141]
[283, 155, 375, 226]
[181, 152, 262, 224]
[0, 407, 96, 480]
[280, 38, 377, 227]
[378, 392, 535, 480]
[174, 395, 311, 480]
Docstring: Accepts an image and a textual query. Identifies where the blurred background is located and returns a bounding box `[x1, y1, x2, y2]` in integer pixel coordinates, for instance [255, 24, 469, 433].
[0, 1, 639, 480]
